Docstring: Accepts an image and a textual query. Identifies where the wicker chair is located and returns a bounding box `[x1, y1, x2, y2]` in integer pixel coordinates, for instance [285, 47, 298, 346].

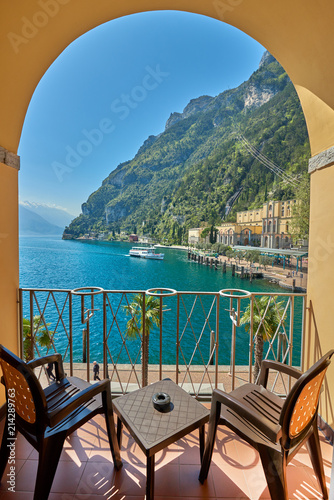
[0, 345, 122, 500]
[199, 350, 334, 500]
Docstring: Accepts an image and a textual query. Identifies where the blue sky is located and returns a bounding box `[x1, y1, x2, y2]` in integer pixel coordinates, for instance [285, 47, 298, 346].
[18, 11, 265, 217]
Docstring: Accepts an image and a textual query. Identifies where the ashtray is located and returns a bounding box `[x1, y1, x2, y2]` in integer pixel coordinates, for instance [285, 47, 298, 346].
[152, 392, 171, 411]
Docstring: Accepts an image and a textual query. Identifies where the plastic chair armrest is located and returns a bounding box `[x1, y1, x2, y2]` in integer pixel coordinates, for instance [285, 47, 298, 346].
[27, 353, 65, 380]
[258, 360, 302, 388]
[212, 389, 282, 443]
[47, 379, 110, 426]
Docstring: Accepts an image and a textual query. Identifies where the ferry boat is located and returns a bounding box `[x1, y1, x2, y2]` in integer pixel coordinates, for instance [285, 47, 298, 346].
[129, 246, 164, 260]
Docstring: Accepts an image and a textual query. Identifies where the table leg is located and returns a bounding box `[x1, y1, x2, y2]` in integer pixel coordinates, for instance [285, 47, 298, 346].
[199, 425, 205, 462]
[117, 417, 123, 448]
[146, 454, 155, 500]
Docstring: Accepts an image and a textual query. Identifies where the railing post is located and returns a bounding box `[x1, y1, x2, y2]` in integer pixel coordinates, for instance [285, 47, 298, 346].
[18, 288, 23, 359]
[209, 330, 215, 366]
[301, 294, 307, 371]
[29, 290, 34, 361]
[103, 291, 107, 379]
[86, 321, 90, 382]
[159, 293, 163, 381]
[288, 295, 294, 391]
[176, 293, 180, 385]
[142, 291, 147, 387]
[215, 293, 220, 389]
[249, 294, 254, 383]
[69, 291, 73, 376]
[82, 328, 87, 363]
[231, 303, 236, 391]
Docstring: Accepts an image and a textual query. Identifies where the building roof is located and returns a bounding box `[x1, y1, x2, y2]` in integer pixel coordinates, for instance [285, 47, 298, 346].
[233, 245, 308, 258]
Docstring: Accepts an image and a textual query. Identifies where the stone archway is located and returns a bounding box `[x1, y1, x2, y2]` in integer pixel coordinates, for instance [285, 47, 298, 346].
[1, 0, 334, 425]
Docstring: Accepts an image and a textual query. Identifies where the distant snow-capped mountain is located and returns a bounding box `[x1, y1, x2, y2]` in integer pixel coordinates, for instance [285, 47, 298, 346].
[19, 201, 75, 228]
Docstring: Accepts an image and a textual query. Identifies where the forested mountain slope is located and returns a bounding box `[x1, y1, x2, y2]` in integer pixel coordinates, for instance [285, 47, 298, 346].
[64, 51, 310, 243]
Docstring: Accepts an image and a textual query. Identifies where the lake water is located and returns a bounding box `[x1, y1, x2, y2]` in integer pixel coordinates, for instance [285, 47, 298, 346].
[19, 236, 303, 365]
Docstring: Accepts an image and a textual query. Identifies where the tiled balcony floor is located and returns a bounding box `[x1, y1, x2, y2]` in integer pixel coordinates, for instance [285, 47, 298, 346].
[0, 411, 332, 500]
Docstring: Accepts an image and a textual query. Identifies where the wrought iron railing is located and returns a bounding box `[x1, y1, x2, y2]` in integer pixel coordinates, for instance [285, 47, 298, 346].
[19, 287, 306, 398]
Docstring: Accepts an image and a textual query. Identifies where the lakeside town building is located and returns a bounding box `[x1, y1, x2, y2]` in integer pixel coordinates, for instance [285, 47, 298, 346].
[189, 199, 300, 249]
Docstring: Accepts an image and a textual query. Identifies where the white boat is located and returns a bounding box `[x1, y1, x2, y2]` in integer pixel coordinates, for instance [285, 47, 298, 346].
[129, 246, 164, 260]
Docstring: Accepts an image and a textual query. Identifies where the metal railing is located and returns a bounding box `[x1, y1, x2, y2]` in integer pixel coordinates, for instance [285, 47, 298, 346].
[19, 287, 306, 398]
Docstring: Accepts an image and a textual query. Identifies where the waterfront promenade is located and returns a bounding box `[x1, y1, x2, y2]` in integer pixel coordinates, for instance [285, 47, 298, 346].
[218, 255, 307, 291]
[186, 248, 307, 292]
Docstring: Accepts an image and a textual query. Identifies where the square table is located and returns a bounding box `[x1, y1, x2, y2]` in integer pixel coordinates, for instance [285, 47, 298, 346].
[112, 379, 210, 500]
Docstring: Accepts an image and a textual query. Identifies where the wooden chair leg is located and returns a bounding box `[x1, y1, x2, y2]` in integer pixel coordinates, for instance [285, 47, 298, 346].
[258, 445, 288, 500]
[306, 424, 328, 499]
[34, 432, 66, 500]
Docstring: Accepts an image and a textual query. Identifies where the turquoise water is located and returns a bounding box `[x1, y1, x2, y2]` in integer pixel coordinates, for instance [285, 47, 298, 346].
[19, 236, 303, 365]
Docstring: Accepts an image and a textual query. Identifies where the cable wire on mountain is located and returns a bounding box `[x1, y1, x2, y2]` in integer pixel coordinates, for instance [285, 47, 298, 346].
[237, 133, 299, 187]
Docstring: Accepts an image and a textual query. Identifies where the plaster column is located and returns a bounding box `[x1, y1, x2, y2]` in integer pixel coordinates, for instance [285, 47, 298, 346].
[307, 147, 334, 430]
[0, 148, 20, 406]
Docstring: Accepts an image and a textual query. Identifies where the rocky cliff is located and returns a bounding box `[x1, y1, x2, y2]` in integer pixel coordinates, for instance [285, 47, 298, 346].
[64, 51, 309, 243]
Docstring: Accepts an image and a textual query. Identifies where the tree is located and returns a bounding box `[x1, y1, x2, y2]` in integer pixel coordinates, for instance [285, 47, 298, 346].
[23, 315, 53, 362]
[123, 294, 165, 386]
[240, 296, 286, 381]
[259, 255, 273, 270]
[200, 227, 210, 240]
[244, 250, 260, 266]
[290, 173, 310, 242]
[209, 225, 218, 244]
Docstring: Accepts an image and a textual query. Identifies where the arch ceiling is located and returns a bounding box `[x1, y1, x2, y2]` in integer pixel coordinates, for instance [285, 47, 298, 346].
[1, 0, 334, 157]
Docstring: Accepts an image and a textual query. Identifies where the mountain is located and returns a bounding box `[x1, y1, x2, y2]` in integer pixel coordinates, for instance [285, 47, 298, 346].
[64, 51, 310, 243]
[19, 201, 75, 227]
[19, 205, 64, 235]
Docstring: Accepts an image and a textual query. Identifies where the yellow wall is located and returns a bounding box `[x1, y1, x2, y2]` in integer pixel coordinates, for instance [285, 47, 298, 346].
[1, 1, 334, 156]
[0, 163, 19, 402]
[1, 0, 334, 422]
[307, 167, 334, 425]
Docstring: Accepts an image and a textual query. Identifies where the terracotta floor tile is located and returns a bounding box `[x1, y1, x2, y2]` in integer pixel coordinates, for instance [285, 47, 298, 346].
[257, 464, 327, 500]
[8, 434, 34, 461]
[0, 458, 25, 492]
[178, 430, 203, 465]
[210, 463, 250, 499]
[75, 460, 119, 496]
[180, 464, 216, 498]
[0, 411, 332, 500]
[155, 444, 181, 469]
[48, 494, 75, 500]
[0, 492, 34, 500]
[155, 464, 180, 496]
[8, 459, 37, 492]
[78, 460, 148, 498]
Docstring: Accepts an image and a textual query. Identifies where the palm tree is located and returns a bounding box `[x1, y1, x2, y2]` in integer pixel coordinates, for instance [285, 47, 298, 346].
[123, 294, 164, 386]
[240, 296, 286, 382]
[23, 315, 53, 361]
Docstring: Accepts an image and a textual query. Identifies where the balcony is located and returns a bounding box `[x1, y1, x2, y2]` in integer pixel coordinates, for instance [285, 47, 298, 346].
[7, 287, 331, 498]
[19, 287, 307, 394]
[0, 402, 332, 499]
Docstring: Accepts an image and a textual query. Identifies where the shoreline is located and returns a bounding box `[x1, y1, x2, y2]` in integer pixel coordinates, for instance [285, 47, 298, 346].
[187, 250, 307, 293]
